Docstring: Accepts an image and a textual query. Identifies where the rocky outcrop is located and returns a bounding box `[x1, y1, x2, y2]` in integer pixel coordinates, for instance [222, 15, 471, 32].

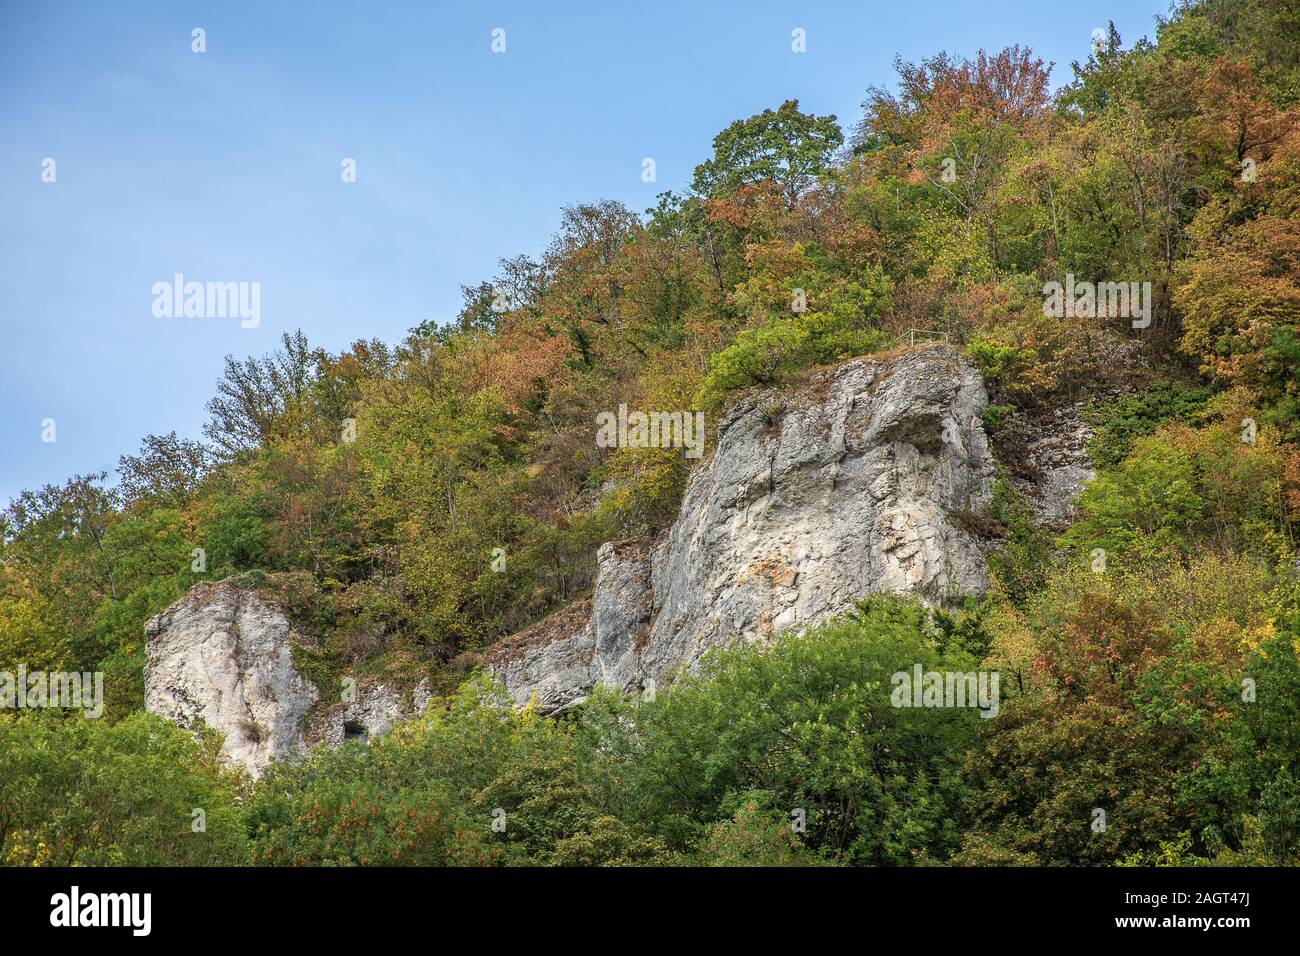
[307, 677, 433, 750]
[145, 582, 319, 774]
[147, 345, 1000, 756]
[1014, 402, 1096, 525]
[486, 540, 654, 713]
[487, 345, 996, 711]
[145, 581, 428, 775]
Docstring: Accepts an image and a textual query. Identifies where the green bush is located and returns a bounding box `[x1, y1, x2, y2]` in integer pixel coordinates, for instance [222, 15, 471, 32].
[246, 675, 657, 866]
[0, 711, 247, 866]
[1085, 380, 1215, 469]
[578, 596, 988, 864]
[1062, 434, 1206, 567]
[697, 310, 891, 409]
[693, 793, 834, 866]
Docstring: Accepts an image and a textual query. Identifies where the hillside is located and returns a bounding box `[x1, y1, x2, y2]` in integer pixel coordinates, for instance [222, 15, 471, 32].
[2, 0, 1299, 867]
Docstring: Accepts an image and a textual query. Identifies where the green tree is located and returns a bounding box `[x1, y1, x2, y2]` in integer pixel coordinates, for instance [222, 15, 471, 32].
[579, 597, 985, 864]
[693, 99, 843, 207]
[0, 712, 247, 866]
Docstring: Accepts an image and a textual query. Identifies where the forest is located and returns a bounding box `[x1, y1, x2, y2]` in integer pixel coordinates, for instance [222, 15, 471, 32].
[2, 0, 1298, 866]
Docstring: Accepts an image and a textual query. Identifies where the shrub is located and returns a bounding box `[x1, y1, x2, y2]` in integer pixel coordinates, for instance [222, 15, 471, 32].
[579, 596, 987, 864]
[0, 711, 247, 866]
[697, 310, 891, 408]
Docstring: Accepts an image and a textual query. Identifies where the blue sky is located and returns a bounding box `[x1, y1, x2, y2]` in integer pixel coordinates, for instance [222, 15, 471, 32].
[0, 0, 1171, 506]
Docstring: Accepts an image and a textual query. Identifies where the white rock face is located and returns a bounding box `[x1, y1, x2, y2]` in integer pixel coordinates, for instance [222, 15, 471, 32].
[489, 345, 995, 710]
[145, 582, 319, 775]
[148, 346, 999, 753]
[310, 678, 432, 749]
[145, 581, 429, 774]
[486, 540, 654, 713]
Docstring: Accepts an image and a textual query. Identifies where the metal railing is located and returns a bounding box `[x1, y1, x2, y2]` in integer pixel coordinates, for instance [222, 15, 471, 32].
[907, 328, 949, 346]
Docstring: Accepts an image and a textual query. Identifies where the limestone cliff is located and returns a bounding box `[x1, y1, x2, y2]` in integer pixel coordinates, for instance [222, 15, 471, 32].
[144, 581, 428, 775]
[144, 583, 319, 774]
[145, 345, 1006, 762]
[486, 345, 996, 711]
